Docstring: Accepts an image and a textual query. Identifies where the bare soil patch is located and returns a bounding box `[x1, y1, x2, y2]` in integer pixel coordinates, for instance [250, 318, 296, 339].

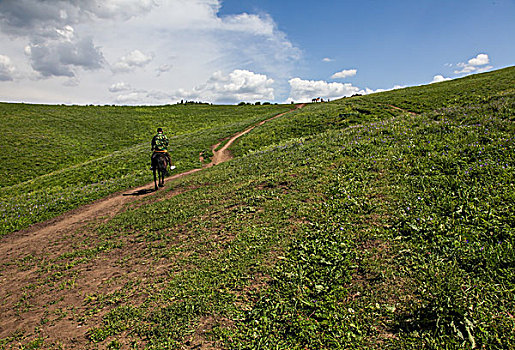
[0, 105, 304, 347]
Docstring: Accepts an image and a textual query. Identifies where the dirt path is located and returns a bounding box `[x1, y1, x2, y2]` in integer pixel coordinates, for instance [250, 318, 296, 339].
[0, 104, 304, 346]
[387, 104, 418, 115]
[1, 105, 304, 261]
[210, 105, 304, 166]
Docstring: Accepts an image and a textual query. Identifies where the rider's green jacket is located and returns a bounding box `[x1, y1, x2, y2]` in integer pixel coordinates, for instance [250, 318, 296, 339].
[151, 132, 169, 151]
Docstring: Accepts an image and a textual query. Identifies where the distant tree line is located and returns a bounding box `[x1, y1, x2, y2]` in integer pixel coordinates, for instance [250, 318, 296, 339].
[238, 101, 275, 106]
[177, 99, 211, 105]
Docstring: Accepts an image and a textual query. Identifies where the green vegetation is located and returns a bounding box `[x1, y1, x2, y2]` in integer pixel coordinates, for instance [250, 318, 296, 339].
[0, 67, 513, 349]
[0, 103, 293, 235]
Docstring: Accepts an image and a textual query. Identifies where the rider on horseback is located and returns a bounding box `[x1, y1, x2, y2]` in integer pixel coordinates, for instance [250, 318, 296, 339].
[150, 127, 173, 170]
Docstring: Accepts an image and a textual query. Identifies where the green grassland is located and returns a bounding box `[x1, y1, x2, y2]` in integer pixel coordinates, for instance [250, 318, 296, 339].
[0, 103, 294, 235]
[1, 67, 514, 349]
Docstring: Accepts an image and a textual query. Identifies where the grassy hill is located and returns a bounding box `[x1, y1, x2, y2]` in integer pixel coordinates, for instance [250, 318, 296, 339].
[0, 67, 513, 349]
[0, 103, 294, 235]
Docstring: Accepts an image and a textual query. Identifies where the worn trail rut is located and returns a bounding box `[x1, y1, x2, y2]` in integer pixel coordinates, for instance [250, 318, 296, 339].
[0, 104, 304, 345]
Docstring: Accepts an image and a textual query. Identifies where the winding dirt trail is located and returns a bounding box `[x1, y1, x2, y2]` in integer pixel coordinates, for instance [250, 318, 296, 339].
[387, 104, 418, 115]
[0, 105, 304, 261]
[0, 104, 304, 346]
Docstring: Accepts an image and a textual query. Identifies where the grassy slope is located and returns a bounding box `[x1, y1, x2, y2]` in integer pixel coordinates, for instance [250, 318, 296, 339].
[0, 103, 293, 235]
[0, 103, 291, 188]
[1, 67, 513, 349]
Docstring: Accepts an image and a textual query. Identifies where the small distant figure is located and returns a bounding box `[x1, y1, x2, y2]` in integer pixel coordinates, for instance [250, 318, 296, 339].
[150, 127, 173, 170]
[150, 128, 174, 190]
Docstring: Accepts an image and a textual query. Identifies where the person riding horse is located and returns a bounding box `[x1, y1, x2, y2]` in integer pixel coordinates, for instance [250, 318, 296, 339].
[150, 127, 172, 170]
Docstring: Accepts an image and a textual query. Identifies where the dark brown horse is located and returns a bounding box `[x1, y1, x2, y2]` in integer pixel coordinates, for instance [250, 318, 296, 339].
[151, 152, 169, 190]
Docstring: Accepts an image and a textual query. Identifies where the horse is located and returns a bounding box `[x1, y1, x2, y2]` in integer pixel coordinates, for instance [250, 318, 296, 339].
[151, 152, 169, 190]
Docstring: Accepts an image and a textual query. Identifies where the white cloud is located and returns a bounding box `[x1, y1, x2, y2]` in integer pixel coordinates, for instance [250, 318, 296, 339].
[89, 0, 157, 20]
[0, 0, 156, 35]
[468, 53, 489, 66]
[55, 25, 74, 41]
[26, 36, 104, 77]
[115, 92, 148, 104]
[0, 54, 16, 81]
[63, 77, 80, 87]
[431, 75, 452, 83]
[223, 12, 275, 36]
[0, 0, 300, 104]
[322, 57, 333, 62]
[455, 53, 493, 74]
[113, 89, 175, 104]
[286, 77, 363, 103]
[109, 82, 132, 92]
[361, 85, 405, 95]
[112, 50, 153, 73]
[176, 69, 275, 103]
[108, 69, 275, 105]
[156, 64, 172, 76]
[331, 68, 357, 79]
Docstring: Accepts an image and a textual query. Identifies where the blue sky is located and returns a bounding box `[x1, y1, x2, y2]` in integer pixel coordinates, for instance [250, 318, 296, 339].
[0, 0, 513, 105]
[220, 0, 515, 87]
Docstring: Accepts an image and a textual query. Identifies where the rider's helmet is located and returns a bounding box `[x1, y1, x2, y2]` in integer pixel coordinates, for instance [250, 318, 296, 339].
[157, 127, 163, 133]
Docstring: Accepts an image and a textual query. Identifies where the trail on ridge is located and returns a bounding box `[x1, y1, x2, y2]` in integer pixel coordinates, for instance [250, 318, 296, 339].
[0, 104, 304, 259]
[0, 104, 304, 345]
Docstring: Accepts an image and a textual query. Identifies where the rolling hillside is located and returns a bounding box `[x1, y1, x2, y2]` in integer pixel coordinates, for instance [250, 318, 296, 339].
[0, 103, 294, 235]
[0, 67, 514, 349]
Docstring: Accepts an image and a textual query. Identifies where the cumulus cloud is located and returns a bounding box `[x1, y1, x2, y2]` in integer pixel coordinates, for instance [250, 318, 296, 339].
[431, 75, 452, 83]
[113, 89, 176, 105]
[114, 92, 146, 104]
[223, 12, 276, 35]
[331, 69, 357, 79]
[26, 36, 104, 77]
[0, 0, 301, 104]
[109, 82, 132, 92]
[0, 0, 156, 35]
[156, 64, 172, 76]
[209, 12, 300, 81]
[361, 85, 405, 95]
[89, 0, 157, 20]
[109, 69, 275, 105]
[286, 78, 408, 102]
[455, 53, 493, 74]
[0, 0, 153, 79]
[112, 50, 153, 73]
[322, 57, 333, 62]
[287, 78, 363, 103]
[0, 0, 108, 79]
[176, 69, 275, 103]
[55, 25, 74, 42]
[0, 54, 16, 81]
[468, 53, 489, 66]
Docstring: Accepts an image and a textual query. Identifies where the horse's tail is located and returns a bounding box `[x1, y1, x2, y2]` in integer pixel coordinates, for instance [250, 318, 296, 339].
[154, 152, 169, 174]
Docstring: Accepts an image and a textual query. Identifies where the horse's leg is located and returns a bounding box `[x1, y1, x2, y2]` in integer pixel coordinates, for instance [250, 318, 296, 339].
[153, 168, 158, 191]
[160, 158, 167, 187]
[158, 169, 164, 187]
